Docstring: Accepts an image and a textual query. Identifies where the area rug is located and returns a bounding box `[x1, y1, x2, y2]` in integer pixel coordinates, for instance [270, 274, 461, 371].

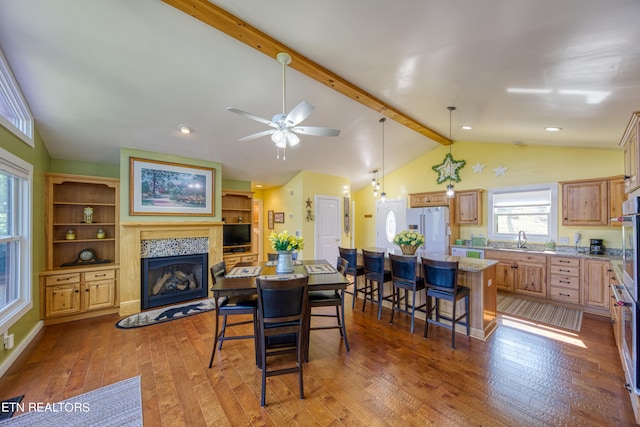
[0, 376, 142, 426]
[497, 294, 583, 332]
[116, 297, 221, 329]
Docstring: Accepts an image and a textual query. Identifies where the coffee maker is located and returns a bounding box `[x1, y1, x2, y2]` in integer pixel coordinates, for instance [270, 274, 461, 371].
[589, 239, 605, 255]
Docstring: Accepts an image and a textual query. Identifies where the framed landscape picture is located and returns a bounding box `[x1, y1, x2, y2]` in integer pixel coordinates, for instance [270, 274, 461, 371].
[268, 210, 274, 229]
[274, 212, 285, 223]
[129, 157, 215, 216]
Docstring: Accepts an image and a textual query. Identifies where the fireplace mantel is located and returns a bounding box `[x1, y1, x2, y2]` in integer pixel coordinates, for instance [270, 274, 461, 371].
[119, 222, 223, 316]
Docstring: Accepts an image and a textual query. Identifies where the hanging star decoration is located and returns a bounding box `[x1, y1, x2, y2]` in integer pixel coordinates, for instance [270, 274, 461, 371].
[432, 153, 466, 184]
[493, 164, 508, 176]
[472, 162, 485, 174]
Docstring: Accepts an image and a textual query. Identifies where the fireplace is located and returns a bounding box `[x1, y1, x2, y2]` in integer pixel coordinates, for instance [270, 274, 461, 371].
[141, 253, 208, 309]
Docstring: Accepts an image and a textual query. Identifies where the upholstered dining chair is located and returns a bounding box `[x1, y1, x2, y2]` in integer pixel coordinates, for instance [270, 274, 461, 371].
[307, 257, 350, 351]
[338, 247, 366, 308]
[255, 275, 309, 407]
[208, 264, 258, 368]
[389, 254, 426, 333]
[421, 258, 470, 349]
[361, 249, 393, 320]
[267, 253, 278, 262]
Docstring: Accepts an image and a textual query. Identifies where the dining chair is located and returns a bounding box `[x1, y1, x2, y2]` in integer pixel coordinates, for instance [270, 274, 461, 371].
[208, 264, 258, 368]
[389, 254, 426, 333]
[362, 249, 393, 320]
[255, 275, 309, 407]
[338, 247, 366, 308]
[267, 253, 278, 262]
[307, 257, 350, 351]
[421, 258, 470, 349]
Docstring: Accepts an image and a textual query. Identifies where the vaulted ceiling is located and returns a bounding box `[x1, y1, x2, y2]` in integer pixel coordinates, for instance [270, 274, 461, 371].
[0, 0, 638, 190]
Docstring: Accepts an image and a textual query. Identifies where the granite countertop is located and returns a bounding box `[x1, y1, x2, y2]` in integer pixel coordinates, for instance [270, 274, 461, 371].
[452, 244, 621, 261]
[420, 252, 498, 273]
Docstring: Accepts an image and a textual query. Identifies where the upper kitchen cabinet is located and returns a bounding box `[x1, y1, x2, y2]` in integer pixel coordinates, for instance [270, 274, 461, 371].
[560, 176, 623, 226]
[455, 189, 483, 225]
[409, 191, 449, 207]
[621, 111, 640, 194]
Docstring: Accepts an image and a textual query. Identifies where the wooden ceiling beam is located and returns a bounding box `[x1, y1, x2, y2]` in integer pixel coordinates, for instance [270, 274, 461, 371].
[162, 0, 451, 145]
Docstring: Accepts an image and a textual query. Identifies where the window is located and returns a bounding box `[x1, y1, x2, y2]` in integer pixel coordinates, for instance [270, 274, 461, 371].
[488, 183, 558, 243]
[0, 147, 32, 333]
[0, 48, 34, 147]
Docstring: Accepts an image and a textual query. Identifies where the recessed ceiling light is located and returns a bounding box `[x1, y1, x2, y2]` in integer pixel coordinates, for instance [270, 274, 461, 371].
[461, 125, 473, 130]
[178, 125, 192, 134]
[545, 127, 562, 132]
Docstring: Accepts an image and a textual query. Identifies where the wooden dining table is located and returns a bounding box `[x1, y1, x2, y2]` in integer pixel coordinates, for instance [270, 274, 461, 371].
[211, 259, 349, 362]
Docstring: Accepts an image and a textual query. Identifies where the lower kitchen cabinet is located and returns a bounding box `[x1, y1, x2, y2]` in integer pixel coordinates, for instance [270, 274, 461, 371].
[582, 259, 610, 310]
[484, 250, 547, 297]
[548, 256, 581, 304]
[40, 266, 119, 324]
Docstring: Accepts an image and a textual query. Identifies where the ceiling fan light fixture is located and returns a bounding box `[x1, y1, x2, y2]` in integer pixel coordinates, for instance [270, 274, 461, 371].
[287, 132, 300, 147]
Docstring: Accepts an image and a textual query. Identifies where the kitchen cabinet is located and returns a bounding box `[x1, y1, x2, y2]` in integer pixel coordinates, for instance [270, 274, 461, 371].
[548, 256, 581, 304]
[484, 250, 546, 297]
[455, 189, 483, 225]
[610, 275, 622, 349]
[560, 178, 609, 226]
[620, 111, 640, 194]
[582, 259, 610, 310]
[609, 176, 626, 223]
[41, 173, 119, 324]
[409, 191, 449, 207]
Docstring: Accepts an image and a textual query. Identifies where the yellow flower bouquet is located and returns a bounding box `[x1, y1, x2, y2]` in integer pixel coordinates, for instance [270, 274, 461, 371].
[269, 230, 304, 252]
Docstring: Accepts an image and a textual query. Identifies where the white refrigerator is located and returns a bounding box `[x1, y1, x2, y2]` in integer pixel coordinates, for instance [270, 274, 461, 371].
[406, 206, 450, 255]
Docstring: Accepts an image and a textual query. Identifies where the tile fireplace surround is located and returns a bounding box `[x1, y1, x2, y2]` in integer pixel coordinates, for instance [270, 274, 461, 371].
[119, 222, 223, 316]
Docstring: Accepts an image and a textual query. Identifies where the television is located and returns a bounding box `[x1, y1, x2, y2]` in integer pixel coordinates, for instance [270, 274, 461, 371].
[223, 224, 252, 247]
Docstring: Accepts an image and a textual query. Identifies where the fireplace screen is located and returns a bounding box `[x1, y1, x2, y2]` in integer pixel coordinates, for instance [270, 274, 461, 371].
[141, 253, 208, 309]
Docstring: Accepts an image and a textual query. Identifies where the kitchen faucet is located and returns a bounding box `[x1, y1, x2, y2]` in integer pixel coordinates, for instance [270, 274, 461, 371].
[517, 230, 527, 248]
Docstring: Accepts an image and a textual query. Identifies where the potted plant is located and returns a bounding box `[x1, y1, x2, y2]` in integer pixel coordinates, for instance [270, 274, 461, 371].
[269, 230, 304, 273]
[393, 230, 425, 255]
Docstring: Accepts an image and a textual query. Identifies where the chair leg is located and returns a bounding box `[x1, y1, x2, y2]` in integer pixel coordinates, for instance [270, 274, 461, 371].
[451, 298, 457, 349]
[335, 306, 343, 337]
[390, 286, 397, 325]
[340, 292, 350, 352]
[465, 295, 470, 336]
[410, 289, 417, 334]
[361, 279, 369, 312]
[298, 334, 304, 401]
[218, 314, 228, 350]
[377, 281, 383, 320]
[424, 295, 432, 339]
[209, 311, 222, 368]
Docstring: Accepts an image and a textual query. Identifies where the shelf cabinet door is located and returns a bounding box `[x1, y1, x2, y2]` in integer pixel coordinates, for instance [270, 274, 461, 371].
[561, 179, 609, 226]
[515, 260, 547, 297]
[46, 284, 81, 317]
[582, 259, 610, 309]
[455, 190, 483, 224]
[494, 261, 515, 292]
[84, 280, 115, 311]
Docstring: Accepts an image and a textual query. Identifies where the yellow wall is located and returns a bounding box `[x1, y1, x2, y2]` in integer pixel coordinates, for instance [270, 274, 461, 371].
[261, 171, 350, 259]
[354, 141, 624, 249]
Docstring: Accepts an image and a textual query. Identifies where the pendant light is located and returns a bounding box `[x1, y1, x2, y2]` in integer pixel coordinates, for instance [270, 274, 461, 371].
[379, 117, 387, 202]
[446, 106, 456, 199]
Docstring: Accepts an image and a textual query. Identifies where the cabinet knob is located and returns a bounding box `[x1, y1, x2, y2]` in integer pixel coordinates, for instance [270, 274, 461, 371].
[75, 290, 79, 293]
[624, 175, 631, 181]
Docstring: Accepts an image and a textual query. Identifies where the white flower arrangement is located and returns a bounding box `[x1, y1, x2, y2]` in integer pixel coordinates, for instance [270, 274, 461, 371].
[393, 230, 425, 247]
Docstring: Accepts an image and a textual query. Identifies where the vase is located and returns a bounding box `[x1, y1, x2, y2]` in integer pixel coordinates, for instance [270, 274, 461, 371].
[276, 250, 295, 274]
[400, 245, 419, 255]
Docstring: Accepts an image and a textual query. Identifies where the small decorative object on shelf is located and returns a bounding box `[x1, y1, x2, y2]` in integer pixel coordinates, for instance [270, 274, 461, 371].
[96, 228, 106, 239]
[83, 206, 94, 223]
[393, 230, 425, 255]
[269, 230, 304, 273]
[65, 228, 76, 240]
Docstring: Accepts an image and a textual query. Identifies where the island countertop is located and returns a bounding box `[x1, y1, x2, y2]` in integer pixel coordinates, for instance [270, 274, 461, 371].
[419, 252, 498, 273]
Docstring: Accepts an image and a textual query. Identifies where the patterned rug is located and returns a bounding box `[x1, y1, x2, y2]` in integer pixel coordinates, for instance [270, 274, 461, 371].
[0, 376, 142, 426]
[116, 298, 220, 329]
[497, 294, 583, 332]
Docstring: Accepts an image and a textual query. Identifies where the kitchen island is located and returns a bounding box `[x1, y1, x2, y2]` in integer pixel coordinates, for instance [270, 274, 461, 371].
[361, 249, 499, 341]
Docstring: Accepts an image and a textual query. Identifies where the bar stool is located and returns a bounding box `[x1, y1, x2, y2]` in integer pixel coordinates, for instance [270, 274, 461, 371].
[389, 254, 426, 333]
[338, 247, 366, 308]
[421, 258, 470, 349]
[362, 249, 393, 320]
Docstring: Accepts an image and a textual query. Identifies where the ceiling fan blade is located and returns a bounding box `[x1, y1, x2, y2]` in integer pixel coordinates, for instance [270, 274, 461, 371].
[226, 107, 276, 128]
[291, 126, 341, 137]
[285, 101, 315, 127]
[238, 129, 276, 141]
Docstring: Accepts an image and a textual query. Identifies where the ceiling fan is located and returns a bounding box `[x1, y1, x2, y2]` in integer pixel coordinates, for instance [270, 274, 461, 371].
[226, 52, 340, 159]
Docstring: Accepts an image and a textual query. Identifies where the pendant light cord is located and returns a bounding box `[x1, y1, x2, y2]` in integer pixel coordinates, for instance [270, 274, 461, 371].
[380, 117, 386, 193]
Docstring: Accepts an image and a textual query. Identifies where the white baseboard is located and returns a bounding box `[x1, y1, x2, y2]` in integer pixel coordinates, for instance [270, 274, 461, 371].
[0, 320, 44, 377]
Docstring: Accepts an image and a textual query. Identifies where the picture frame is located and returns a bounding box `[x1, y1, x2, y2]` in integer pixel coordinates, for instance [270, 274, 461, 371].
[274, 212, 285, 224]
[267, 210, 274, 229]
[129, 157, 215, 216]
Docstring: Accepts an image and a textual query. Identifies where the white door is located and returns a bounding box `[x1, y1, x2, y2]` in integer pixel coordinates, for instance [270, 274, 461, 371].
[315, 195, 341, 264]
[376, 199, 407, 252]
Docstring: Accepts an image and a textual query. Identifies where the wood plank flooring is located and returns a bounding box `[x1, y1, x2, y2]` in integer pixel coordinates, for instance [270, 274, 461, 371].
[0, 300, 636, 426]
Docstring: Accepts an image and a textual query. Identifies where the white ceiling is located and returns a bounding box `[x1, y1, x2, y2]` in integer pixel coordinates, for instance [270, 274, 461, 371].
[0, 0, 639, 191]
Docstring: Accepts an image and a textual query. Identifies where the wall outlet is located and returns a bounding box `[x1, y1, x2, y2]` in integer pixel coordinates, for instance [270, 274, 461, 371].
[559, 236, 569, 244]
[4, 333, 14, 350]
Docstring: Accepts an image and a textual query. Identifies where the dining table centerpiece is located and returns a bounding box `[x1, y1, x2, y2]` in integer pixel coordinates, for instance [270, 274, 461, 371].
[393, 230, 425, 255]
[269, 230, 304, 273]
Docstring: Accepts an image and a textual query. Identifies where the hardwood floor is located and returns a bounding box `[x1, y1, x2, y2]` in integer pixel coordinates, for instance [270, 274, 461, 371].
[0, 300, 636, 426]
